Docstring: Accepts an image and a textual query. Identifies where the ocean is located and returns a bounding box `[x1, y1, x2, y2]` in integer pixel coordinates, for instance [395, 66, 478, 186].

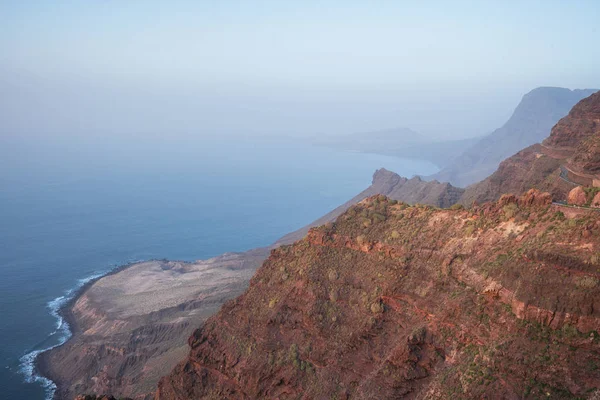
[0, 134, 438, 399]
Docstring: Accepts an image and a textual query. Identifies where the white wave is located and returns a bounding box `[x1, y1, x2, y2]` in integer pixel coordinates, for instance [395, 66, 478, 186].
[19, 349, 58, 400]
[18, 270, 109, 400]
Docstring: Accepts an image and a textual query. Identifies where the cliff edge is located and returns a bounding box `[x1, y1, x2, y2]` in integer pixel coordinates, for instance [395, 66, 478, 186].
[157, 193, 600, 399]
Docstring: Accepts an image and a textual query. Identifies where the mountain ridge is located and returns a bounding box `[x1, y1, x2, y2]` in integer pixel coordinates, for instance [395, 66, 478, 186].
[430, 87, 597, 186]
[155, 89, 600, 399]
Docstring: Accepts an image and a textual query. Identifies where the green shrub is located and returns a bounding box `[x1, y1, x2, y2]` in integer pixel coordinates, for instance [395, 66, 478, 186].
[503, 203, 519, 219]
[370, 301, 384, 314]
[583, 187, 600, 206]
[575, 276, 599, 289]
[372, 212, 386, 223]
[465, 225, 475, 236]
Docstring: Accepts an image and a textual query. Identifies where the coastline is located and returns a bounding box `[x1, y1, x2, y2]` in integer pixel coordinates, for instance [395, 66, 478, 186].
[33, 170, 387, 399]
[29, 259, 151, 400]
[32, 253, 269, 400]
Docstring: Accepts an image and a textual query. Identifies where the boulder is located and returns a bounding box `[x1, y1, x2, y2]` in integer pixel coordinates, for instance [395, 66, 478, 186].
[518, 189, 552, 207]
[568, 186, 587, 206]
[498, 194, 518, 206]
[592, 192, 600, 208]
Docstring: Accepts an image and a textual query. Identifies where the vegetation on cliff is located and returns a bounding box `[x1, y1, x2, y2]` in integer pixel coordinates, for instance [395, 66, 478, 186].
[157, 193, 600, 399]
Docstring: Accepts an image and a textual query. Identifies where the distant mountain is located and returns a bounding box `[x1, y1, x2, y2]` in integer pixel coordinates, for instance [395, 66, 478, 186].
[314, 127, 480, 169]
[431, 87, 598, 186]
[379, 137, 481, 169]
[303, 89, 600, 217]
[314, 127, 426, 150]
[461, 90, 600, 205]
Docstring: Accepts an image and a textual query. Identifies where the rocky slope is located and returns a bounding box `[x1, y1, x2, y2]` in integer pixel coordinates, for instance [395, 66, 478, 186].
[38, 252, 268, 400]
[157, 193, 600, 399]
[462, 91, 600, 205]
[431, 87, 597, 187]
[544, 90, 600, 184]
[458, 143, 571, 206]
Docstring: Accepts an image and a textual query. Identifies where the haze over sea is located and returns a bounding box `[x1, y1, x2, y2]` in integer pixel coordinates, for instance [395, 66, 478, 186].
[0, 134, 437, 399]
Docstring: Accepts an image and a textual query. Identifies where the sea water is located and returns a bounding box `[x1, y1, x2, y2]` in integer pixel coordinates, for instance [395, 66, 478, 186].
[0, 134, 438, 399]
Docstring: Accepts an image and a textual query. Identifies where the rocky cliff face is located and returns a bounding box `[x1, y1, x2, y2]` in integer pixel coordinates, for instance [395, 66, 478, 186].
[157, 193, 600, 399]
[276, 168, 464, 246]
[431, 87, 597, 187]
[544, 90, 600, 181]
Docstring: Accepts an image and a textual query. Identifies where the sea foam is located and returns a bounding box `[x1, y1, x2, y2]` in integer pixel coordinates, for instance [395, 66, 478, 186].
[19, 271, 108, 400]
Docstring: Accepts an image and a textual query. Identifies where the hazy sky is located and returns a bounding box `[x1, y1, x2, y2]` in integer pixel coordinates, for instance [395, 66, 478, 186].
[1, 1, 599, 139]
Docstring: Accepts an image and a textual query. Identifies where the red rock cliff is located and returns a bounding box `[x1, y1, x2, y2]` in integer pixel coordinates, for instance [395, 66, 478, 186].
[156, 194, 600, 399]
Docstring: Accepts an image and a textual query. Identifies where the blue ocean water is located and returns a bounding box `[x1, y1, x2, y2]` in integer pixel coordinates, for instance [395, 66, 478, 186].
[0, 134, 438, 399]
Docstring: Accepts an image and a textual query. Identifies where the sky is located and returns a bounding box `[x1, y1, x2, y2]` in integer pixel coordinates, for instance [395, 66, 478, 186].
[1, 0, 599, 140]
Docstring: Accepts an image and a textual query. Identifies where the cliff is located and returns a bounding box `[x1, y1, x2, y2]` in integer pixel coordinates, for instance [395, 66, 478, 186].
[431, 87, 597, 187]
[157, 193, 600, 399]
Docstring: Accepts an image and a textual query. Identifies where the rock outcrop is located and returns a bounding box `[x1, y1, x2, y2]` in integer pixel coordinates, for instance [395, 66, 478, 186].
[276, 168, 464, 246]
[592, 192, 600, 208]
[568, 186, 587, 206]
[157, 194, 600, 399]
